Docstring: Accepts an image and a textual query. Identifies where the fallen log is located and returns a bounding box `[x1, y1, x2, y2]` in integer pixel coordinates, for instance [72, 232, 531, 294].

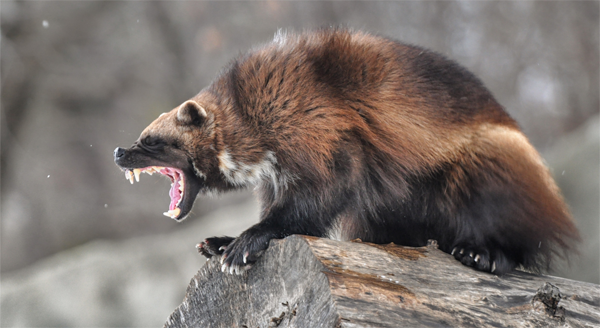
[164, 235, 599, 328]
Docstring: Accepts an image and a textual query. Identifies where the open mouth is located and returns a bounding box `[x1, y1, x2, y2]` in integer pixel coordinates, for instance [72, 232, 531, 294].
[124, 166, 186, 219]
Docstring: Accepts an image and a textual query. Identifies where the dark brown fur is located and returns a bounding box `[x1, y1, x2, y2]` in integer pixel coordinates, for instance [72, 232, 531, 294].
[115, 29, 579, 275]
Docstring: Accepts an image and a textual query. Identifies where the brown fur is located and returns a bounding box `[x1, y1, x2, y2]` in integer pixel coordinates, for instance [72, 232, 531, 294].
[115, 29, 579, 274]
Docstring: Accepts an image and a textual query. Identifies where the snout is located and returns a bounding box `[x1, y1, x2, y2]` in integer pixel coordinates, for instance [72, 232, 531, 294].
[113, 147, 129, 167]
[114, 147, 126, 160]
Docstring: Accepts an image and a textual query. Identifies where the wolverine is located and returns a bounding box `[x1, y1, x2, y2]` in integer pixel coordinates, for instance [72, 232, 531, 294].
[114, 29, 579, 275]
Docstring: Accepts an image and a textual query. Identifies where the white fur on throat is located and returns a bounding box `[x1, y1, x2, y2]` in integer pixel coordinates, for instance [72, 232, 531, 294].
[218, 149, 290, 195]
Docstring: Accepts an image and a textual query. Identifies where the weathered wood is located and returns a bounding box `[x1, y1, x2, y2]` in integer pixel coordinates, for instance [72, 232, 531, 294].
[164, 235, 600, 328]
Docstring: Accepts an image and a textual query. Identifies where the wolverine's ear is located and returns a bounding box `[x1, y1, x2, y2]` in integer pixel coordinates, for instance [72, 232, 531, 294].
[177, 100, 207, 126]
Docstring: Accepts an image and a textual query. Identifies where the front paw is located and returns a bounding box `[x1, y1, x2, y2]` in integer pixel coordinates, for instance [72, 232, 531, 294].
[220, 228, 274, 275]
[197, 236, 235, 258]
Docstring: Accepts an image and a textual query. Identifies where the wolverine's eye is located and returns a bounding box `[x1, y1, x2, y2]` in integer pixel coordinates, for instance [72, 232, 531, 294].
[142, 136, 166, 148]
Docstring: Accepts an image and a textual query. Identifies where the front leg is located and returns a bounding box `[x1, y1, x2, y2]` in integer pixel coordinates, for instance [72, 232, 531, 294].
[217, 197, 337, 274]
[205, 181, 351, 274]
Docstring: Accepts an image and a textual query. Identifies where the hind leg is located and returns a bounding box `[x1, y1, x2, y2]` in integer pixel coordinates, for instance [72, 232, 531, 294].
[451, 242, 517, 274]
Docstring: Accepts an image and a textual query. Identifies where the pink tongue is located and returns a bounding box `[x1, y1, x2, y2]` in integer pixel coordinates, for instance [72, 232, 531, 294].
[169, 179, 181, 210]
[160, 168, 182, 211]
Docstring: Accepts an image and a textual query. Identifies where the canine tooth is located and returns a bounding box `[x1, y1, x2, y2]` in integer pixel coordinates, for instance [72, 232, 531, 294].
[162, 208, 181, 218]
[133, 169, 141, 182]
[126, 170, 134, 184]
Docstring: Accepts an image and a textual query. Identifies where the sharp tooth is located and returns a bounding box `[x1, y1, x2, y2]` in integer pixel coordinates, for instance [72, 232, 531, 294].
[133, 169, 141, 182]
[126, 170, 134, 184]
[163, 208, 181, 219]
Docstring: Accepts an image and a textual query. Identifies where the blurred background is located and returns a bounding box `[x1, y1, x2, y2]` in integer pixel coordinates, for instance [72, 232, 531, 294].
[1, 1, 598, 326]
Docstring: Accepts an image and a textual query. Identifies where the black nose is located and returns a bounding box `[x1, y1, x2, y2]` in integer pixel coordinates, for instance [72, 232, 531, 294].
[114, 147, 126, 160]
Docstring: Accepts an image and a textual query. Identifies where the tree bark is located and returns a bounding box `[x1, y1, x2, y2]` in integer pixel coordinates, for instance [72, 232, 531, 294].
[164, 235, 600, 328]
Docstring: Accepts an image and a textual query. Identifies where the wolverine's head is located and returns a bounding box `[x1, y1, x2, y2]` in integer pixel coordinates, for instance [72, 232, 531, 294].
[114, 99, 217, 221]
